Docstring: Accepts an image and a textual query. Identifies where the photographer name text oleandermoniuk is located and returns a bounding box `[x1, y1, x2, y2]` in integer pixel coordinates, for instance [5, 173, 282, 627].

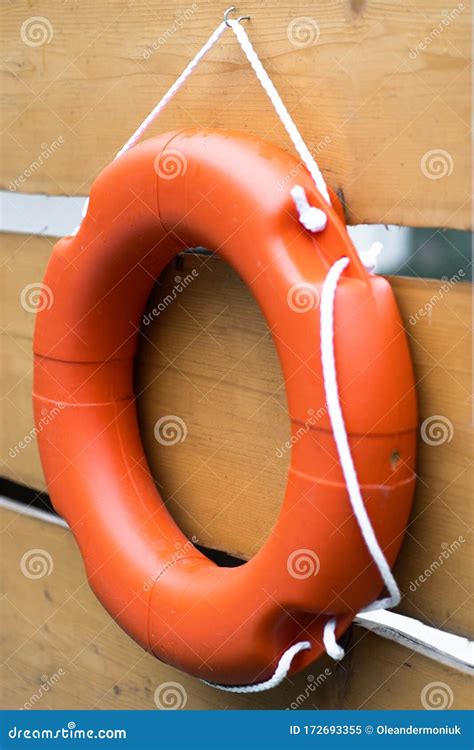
[376, 724, 461, 735]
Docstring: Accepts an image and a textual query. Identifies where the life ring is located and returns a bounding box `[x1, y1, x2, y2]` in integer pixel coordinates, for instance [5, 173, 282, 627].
[33, 129, 417, 687]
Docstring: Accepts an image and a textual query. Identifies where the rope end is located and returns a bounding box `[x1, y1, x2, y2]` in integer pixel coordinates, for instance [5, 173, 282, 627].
[323, 618, 345, 661]
[358, 240, 383, 273]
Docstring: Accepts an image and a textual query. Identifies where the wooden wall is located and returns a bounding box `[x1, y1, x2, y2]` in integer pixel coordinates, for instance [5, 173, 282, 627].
[1, 0, 471, 227]
[1, 505, 472, 709]
[0, 0, 472, 711]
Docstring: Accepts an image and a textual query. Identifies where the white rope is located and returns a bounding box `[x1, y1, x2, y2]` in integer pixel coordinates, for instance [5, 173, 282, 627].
[113, 17, 330, 205]
[105, 16, 329, 235]
[290, 185, 327, 232]
[115, 21, 228, 159]
[208, 256, 400, 682]
[76, 12, 338, 239]
[322, 617, 346, 661]
[74, 12, 398, 684]
[320, 257, 401, 660]
[227, 19, 330, 214]
[203, 641, 311, 693]
[73, 21, 228, 234]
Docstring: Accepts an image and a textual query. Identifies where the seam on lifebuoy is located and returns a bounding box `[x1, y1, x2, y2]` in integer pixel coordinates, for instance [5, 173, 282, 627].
[154, 128, 195, 244]
[146, 555, 205, 655]
[288, 466, 416, 490]
[33, 394, 135, 407]
[290, 417, 418, 437]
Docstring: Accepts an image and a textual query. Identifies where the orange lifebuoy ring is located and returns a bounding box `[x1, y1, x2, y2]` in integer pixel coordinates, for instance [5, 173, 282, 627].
[33, 129, 417, 687]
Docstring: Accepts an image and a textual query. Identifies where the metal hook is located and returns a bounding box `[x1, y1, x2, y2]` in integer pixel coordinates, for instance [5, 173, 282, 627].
[224, 6, 250, 27]
[224, 6, 236, 26]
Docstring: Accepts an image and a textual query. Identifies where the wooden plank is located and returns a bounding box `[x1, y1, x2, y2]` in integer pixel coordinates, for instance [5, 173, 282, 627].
[0, 0, 471, 228]
[0, 232, 472, 635]
[1, 505, 471, 710]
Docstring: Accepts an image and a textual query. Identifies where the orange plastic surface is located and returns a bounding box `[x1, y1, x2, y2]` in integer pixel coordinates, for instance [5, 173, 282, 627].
[33, 129, 417, 686]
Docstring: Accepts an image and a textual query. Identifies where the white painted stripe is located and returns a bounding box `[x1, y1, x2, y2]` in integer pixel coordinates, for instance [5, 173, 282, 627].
[0, 190, 411, 275]
[0, 190, 86, 238]
[1, 494, 472, 673]
[0, 495, 68, 528]
[356, 610, 474, 675]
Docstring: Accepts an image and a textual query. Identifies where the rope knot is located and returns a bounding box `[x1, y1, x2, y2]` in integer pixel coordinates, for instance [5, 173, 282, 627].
[290, 185, 327, 232]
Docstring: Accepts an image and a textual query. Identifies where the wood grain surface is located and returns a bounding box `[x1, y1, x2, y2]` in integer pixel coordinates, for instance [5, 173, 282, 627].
[1, 505, 471, 710]
[1, 1, 471, 227]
